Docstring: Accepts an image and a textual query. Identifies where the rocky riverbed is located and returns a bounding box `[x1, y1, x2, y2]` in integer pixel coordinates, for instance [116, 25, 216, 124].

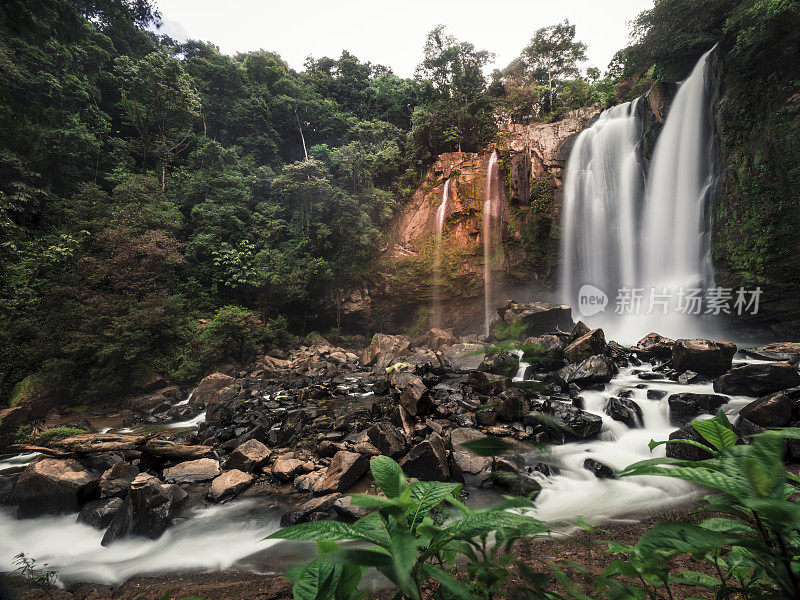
[2, 301, 800, 592]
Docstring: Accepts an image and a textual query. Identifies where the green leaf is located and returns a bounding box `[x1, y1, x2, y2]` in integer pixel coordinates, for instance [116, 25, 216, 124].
[692, 418, 738, 451]
[292, 560, 338, 600]
[460, 436, 515, 457]
[407, 481, 460, 529]
[390, 531, 418, 599]
[266, 521, 384, 545]
[370, 455, 406, 498]
[648, 438, 716, 455]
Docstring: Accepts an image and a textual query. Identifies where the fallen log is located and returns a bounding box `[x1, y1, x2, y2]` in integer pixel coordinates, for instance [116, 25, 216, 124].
[8, 434, 214, 460]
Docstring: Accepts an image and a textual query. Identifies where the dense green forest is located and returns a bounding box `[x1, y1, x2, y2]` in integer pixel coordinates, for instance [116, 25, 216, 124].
[1, 0, 797, 403]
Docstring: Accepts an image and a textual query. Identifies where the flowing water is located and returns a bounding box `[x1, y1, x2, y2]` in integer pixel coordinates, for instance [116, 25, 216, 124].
[432, 179, 450, 328]
[483, 151, 501, 335]
[560, 49, 718, 343]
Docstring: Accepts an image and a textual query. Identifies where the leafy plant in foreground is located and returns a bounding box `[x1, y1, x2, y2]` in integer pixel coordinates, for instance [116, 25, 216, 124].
[267, 455, 552, 600]
[564, 411, 800, 600]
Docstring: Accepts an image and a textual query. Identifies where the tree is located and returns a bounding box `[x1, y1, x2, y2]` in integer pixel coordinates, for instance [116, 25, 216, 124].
[519, 20, 587, 112]
[115, 51, 201, 189]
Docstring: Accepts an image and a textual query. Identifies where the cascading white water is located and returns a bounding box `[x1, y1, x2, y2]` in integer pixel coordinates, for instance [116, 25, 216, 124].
[483, 151, 500, 335]
[560, 50, 717, 342]
[432, 179, 450, 328]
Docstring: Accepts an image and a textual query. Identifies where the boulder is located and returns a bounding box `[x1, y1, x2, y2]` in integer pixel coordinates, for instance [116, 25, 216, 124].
[101, 474, 186, 545]
[497, 389, 529, 421]
[332, 495, 368, 522]
[713, 363, 800, 397]
[450, 428, 492, 482]
[556, 355, 616, 387]
[225, 439, 271, 473]
[564, 329, 607, 364]
[467, 370, 510, 393]
[9, 375, 63, 419]
[566, 321, 591, 345]
[550, 402, 603, 439]
[392, 372, 430, 417]
[360, 334, 411, 367]
[366, 422, 407, 458]
[738, 389, 800, 428]
[280, 493, 341, 526]
[207, 470, 254, 501]
[272, 458, 306, 482]
[0, 405, 32, 450]
[15, 458, 100, 517]
[190, 373, 235, 406]
[400, 435, 450, 481]
[353, 442, 381, 458]
[162, 458, 220, 483]
[479, 351, 520, 377]
[0, 474, 18, 504]
[605, 397, 643, 428]
[635, 333, 675, 359]
[442, 343, 487, 372]
[741, 342, 800, 364]
[492, 458, 542, 494]
[77, 497, 123, 529]
[666, 423, 715, 461]
[318, 451, 369, 493]
[583, 458, 614, 478]
[491, 301, 574, 340]
[667, 393, 728, 426]
[99, 462, 139, 498]
[424, 328, 456, 351]
[671, 339, 736, 377]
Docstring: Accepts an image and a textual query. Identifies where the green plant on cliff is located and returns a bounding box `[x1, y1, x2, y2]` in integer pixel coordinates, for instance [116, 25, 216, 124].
[267, 455, 552, 600]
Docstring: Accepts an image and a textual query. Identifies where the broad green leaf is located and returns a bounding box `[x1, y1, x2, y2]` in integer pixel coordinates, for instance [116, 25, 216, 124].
[292, 559, 338, 600]
[390, 530, 418, 599]
[460, 436, 515, 457]
[692, 418, 738, 451]
[370, 455, 406, 498]
[407, 481, 460, 529]
[266, 521, 384, 546]
[648, 438, 716, 455]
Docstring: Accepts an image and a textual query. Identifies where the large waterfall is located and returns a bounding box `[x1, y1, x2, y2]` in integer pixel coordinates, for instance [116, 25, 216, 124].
[432, 179, 450, 328]
[560, 49, 717, 342]
[483, 151, 501, 335]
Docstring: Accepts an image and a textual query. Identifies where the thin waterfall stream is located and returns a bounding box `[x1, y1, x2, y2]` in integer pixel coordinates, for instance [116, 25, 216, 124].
[432, 179, 450, 328]
[483, 151, 500, 335]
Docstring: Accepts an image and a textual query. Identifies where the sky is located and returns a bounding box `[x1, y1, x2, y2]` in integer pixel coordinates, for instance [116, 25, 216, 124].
[152, 0, 654, 77]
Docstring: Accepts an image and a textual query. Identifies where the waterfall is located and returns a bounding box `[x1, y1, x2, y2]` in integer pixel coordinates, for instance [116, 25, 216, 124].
[560, 49, 718, 342]
[432, 179, 450, 328]
[483, 151, 500, 335]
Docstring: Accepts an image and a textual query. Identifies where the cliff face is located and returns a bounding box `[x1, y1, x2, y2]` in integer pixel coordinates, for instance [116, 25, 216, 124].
[346, 105, 602, 334]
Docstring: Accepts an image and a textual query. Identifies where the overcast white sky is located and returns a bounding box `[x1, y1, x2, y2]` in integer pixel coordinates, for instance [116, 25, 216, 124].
[152, 0, 653, 77]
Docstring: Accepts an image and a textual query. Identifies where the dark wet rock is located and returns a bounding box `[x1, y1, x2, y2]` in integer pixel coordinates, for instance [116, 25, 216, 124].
[583, 458, 614, 478]
[318, 451, 369, 493]
[475, 409, 498, 426]
[738, 389, 800, 428]
[281, 493, 341, 526]
[741, 342, 800, 364]
[317, 441, 346, 458]
[664, 423, 744, 461]
[556, 355, 616, 388]
[99, 462, 139, 499]
[333, 495, 368, 522]
[366, 422, 406, 458]
[391, 372, 430, 417]
[677, 370, 706, 385]
[400, 434, 450, 481]
[225, 439, 271, 473]
[468, 371, 510, 394]
[272, 458, 306, 482]
[713, 362, 800, 397]
[493, 458, 542, 494]
[479, 351, 519, 378]
[15, 458, 100, 518]
[274, 410, 307, 446]
[207, 470, 254, 502]
[635, 333, 675, 359]
[564, 328, 606, 364]
[0, 474, 18, 504]
[491, 301, 574, 340]
[550, 401, 603, 439]
[352, 441, 381, 457]
[0, 406, 32, 451]
[162, 458, 220, 484]
[78, 497, 123, 529]
[647, 389, 668, 400]
[605, 397, 643, 428]
[566, 321, 591, 345]
[667, 393, 728, 426]
[671, 339, 737, 377]
[101, 474, 186, 545]
[498, 389, 529, 421]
